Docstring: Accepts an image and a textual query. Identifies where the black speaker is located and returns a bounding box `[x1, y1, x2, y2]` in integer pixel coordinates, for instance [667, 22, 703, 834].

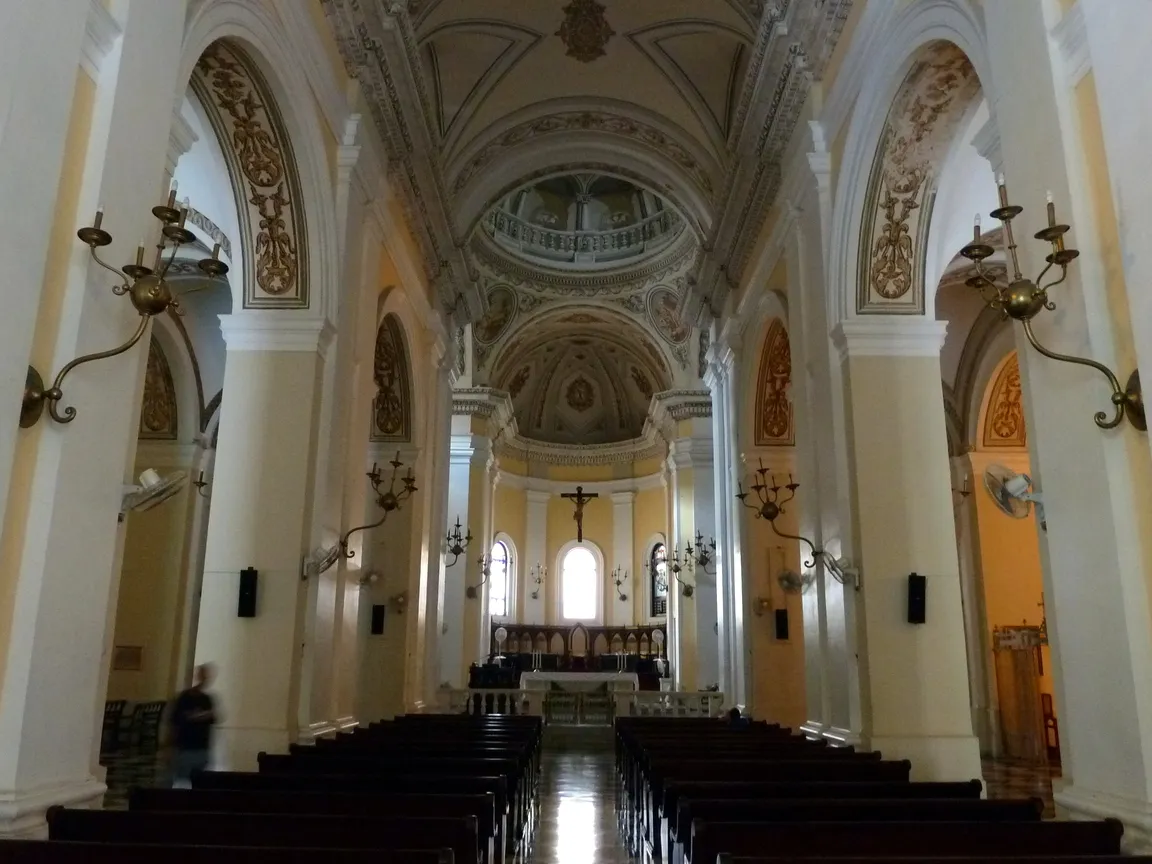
[907, 572, 927, 624]
[370, 604, 387, 635]
[237, 567, 258, 618]
[774, 608, 789, 640]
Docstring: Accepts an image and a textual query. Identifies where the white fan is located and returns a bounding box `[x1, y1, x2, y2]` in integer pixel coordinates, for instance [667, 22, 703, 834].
[984, 463, 1046, 530]
[120, 469, 186, 515]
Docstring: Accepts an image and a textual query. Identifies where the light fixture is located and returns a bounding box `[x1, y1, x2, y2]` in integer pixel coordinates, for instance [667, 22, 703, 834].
[466, 553, 492, 600]
[21, 187, 227, 428]
[444, 517, 473, 567]
[736, 459, 860, 590]
[306, 453, 418, 577]
[685, 531, 716, 574]
[358, 571, 380, 588]
[753, 597, 771, 617]
[612, 566, 629, 601]
[960, 178, 1144, 431]
[529, 562, 546, 600]
[391, 591, 408, 614]
[667, 546, 695, 598]
[193, 470, 211, 499]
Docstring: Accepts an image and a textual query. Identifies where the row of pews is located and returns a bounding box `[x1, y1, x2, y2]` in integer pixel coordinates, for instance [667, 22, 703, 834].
[616, 716, 1149, 864]
[0, 713, 541, 864]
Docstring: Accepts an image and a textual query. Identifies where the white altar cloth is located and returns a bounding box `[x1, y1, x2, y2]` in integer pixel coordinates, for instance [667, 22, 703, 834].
[519, 671, 639, 692]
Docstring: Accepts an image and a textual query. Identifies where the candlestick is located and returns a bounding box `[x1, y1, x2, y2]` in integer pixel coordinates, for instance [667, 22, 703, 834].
[211, 242, 221, 260]
[93, 207, 104, 229]
[135, 242, 145, 267]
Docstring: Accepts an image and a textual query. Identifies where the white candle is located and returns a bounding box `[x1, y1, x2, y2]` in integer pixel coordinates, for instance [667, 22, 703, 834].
[170, 179, 177, 193]
[996, 173, 1006, 187]
[1046, 189, 1054, 204]
[974, 213, 981, 229]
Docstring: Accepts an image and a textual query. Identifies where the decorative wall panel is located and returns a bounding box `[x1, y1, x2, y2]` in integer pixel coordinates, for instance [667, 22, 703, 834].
[139, 337, 178, 440]
[754, 318, 793, 446]
[192, 40, 308, 309]
[371, 314, 413, 442]
[982, 352, 1027, 449]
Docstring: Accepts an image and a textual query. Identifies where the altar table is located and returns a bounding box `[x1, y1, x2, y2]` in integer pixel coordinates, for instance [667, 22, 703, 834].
[519, 671, 639, 692]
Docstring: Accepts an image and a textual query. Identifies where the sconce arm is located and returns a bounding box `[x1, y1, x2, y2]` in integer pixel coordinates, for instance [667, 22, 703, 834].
[339, 511, 390, 560]
[1021, 319, 1139, 430]
[767, 519, 819, 569]
[26, 314, 150, 426]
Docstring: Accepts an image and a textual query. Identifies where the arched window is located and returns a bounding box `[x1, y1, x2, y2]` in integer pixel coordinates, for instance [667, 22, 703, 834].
[489, 541, 509, 618]
[650, 543, 668, 617]
[561, 546, 599, 621]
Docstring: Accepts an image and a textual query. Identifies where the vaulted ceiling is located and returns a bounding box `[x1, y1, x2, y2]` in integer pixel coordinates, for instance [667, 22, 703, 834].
[321, 0, 853, 446]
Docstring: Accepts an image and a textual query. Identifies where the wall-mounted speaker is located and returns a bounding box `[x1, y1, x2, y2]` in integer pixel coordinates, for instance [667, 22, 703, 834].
[773, 608, 789, 640]
[907, 572, 926, 624]
[370, 604, 387, 635]
[238, 567, 258, 618]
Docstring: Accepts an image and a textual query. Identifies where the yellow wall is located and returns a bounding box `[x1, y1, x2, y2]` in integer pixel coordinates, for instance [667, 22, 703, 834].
[493, 483, 527, 613]
[632, 485, 668, 624]
[545, 495, 612, 623]
[0, 69, 94, 690]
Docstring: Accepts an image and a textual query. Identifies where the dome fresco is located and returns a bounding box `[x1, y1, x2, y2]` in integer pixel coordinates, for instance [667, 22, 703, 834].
[483, 173, 685, 270]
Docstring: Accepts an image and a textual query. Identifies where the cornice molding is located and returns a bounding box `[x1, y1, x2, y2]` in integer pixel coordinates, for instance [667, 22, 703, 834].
[1051, 1, 1090, 86]
[496, 471, 664, 495]
[831, 318, 948, 363]
[970, 114, 1003, 175]
[218, 314, 337, 357]
[81, 0, 121, 81]
[274, 0, 355, 142]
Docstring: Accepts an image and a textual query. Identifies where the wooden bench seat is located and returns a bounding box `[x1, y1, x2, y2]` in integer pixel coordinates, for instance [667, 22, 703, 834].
[689, 819, 1124, 864]
[130, 789, 499, 864]
[47, 808, 481, 864]
[715, 857, 1152, 864]
[0, 840, 453, 864]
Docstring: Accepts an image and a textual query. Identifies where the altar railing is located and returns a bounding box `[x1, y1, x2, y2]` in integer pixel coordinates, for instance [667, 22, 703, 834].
[435, 688, 725, 722]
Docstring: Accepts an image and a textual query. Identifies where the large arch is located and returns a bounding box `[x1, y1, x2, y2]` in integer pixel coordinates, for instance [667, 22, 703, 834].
[827, 0, 992, 325]
[177, 0, 341, 324]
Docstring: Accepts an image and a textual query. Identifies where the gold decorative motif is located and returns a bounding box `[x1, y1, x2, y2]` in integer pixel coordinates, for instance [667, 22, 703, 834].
[139, 337, 178, 440]
[982, 352, 1027, 448]
[508, 365, 531, 398]
[371, 315, 412, 442]
[754, 318, 793, 446]
[859, 43, 979, 313]
[647, 286, 690, 346]
[556, 0, 615, 63]
[474, 285, 518, 345]
[631, 367, 653, 399]
[192, 41, 307, 308]
[566, 376, 595, 412]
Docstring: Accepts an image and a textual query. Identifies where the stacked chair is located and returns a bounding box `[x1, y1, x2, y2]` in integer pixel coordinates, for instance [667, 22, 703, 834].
[0, 713, 542, 864]
[616, 716, 1149, 864]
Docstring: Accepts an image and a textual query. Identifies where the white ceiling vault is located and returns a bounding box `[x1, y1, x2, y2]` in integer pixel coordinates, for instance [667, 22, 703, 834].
[321, 0, 853, 312]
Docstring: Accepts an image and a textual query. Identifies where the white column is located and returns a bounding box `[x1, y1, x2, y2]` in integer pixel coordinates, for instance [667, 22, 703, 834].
[439, 427, 476, 688]
[610, 491, 635, 626]
[523, 490, 549, 624]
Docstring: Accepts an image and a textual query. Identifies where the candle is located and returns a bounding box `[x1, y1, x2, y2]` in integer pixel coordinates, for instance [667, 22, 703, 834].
[93, 206, 104, 229]
[1046, 191, 1056, 228]
[197, 471, 205, 484]
[135, 241, 145, 267]
[973, 213, 982, 242]
[166, 187, 177, 209]
[170, 179, 178, 194]
[996, 174, 1009, 208]
[211, 242, 221, 260]
[1045, 189, 1053, 204]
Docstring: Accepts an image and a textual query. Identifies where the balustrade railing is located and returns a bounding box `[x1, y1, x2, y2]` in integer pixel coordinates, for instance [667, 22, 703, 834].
[434, 688, 725, 722]
[484, 208, 682, 263]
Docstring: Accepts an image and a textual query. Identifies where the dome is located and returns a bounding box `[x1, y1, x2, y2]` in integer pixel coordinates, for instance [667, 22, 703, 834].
[482, 173, 685, 271]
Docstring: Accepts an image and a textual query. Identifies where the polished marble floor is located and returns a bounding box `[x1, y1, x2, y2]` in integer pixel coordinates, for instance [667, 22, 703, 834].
[530, 741, 632, 864]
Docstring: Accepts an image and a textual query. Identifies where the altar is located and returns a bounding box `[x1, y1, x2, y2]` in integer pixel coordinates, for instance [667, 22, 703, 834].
[519, 671, 639, 692]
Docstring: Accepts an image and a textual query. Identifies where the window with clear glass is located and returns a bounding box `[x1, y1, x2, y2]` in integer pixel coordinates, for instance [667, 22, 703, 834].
[650, 543, 668, 617]
[561, 546, 598, 620]
[489, 541, 509, 617]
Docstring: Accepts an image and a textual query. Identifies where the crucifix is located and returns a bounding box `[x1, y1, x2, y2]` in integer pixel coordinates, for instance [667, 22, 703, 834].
[560, 485, 598, 543]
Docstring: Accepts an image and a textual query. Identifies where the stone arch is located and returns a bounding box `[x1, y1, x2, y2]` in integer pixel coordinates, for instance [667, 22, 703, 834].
[178, 0, 340, 324]
[371, 314, 414, 443]
[978, 351, 1027, 450]
[753, 318, 794, 447]
[828, 0, 992, 324]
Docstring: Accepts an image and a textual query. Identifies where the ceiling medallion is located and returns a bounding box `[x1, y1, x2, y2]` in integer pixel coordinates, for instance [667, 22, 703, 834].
[556, 0, 615, 63]
[566, 376, 595, 412]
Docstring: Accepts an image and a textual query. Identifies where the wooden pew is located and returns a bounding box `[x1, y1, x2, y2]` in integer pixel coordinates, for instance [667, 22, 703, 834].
[47, 808, 481, 864]
[689, 819, 1125, 864]
[716, 858, 1152, 864]
[669, 799, 1043, 864]
[192, 772, 510, 864]
[130, 788, 499, 864]
[0, 840, 453, 864]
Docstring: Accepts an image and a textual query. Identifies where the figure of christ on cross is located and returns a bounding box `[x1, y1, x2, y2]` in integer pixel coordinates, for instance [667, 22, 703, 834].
[560, 485, 599, 543]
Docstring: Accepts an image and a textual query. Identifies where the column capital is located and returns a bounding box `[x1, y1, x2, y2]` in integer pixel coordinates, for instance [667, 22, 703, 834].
[448, 433, 492, 466]
[610, 490, 636, 505]
[970, 114, 1003, 177]
[526, 489, 552, 505]
[167, 109, 199, 177]
[831, 318, 947, 363]
[217, 313, 336, 356]
[667, 436, 715, 470]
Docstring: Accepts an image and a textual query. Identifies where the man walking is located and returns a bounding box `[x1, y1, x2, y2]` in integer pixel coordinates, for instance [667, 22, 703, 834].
[168, 663, 217, 787]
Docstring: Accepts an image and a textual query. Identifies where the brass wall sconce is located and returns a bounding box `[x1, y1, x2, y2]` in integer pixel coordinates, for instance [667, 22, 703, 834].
[22, 190, 227, 428]
[307, 453, 417, 577]
[685, 531, 716, 574]
[466, 554, 492, 600]
[668, 547, 695, 598]
[444, 517, 472, 567]
[961, 179, 1145, 431]
[193, 471, 212, 499]
[612, 566, 629, 601]
[529, 562, 546, 600]
[736, 460, 860, 590]
[753, 597, 771, 617]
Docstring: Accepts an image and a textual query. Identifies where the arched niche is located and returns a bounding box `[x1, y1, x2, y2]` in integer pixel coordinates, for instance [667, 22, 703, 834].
[138, 337, 179, 441]
[370, 314, 414, 443]
[753, 318, 794, 447]
[978, 351, 1028, 450]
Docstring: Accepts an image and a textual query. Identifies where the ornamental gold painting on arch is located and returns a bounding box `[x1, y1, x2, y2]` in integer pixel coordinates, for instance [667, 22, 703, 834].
[755, 318, 793, 447]
[857, 43, 980, 315]
[190, 40, 308, 310]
